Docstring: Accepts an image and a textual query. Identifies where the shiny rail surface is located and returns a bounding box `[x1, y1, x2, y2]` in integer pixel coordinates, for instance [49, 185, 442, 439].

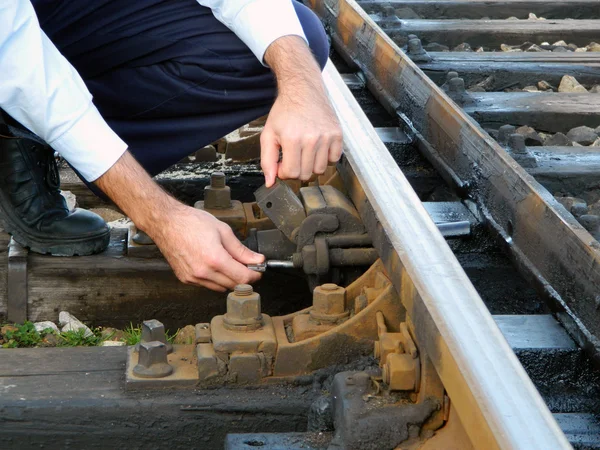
[322, 58, 569, 449]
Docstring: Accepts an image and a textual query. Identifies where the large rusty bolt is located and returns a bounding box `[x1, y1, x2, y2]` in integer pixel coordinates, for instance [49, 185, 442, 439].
[310, 283, 350, 323]
[223, 284, 263, 331]
[133, 341, 173, 379]
[382, 353, 419, 391]
[204, 171, 231, 209]
[138, 319, 173, 354]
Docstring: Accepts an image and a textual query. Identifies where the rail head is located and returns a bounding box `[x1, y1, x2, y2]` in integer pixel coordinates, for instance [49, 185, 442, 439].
[321, 57, 570, 449]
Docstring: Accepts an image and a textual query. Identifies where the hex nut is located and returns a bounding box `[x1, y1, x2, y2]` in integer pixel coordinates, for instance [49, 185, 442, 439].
[310, 284, 349, 323]
[204, 184, 231, 210]
[223, 284, 262, 330]
[383, 353, 418, 391]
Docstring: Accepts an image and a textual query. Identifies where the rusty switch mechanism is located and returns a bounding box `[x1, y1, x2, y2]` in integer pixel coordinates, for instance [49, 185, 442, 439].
[248, 180, 378, 286]
[374, 311, 421, 392]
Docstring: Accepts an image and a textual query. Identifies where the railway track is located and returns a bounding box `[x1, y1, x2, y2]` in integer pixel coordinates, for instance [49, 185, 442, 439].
[1, 0, 600, 449]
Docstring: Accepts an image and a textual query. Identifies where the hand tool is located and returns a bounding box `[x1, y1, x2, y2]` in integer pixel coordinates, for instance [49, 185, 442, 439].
[247, 260, 295, 272]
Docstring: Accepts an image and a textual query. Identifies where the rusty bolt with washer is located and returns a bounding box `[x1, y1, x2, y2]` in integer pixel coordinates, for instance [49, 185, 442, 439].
[223, 284, 263, 331]
[204, 171, 231, 210]
[310, 283, 350, 323]
[382, 353, 419, 391]
[133, 341, 173, 378]
[137, 319, 173, 354]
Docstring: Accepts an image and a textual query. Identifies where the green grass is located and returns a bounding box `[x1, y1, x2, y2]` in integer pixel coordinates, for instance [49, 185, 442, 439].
[2, 322, 44, 348]
[57, 329, 103, 347]
[122, 322, 142, 346]
[1, 321, 178, 348]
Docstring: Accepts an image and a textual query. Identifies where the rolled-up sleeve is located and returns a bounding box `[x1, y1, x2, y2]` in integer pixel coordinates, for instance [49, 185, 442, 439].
[197, 0, 308, 64]
[0, 2, 127, 181]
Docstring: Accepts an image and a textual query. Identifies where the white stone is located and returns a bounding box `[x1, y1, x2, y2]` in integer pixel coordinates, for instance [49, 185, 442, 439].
[558, 75, 588, 93]
[34, 321, 59, 334]
[553, 40, 568, 47]
[575, 47, 588, 52]
[501, 43, 521, 52]
[525, 44, 546, 52]
[59, 311, 93, 338]
[101, 340, 126, 347]
[587, 42, 600, 52]
[60, 191, 77, 212]
[108, 217, 132, 230]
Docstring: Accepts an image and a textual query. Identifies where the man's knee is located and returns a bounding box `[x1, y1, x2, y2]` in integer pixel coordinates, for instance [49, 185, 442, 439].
[293, 1, 330, 70]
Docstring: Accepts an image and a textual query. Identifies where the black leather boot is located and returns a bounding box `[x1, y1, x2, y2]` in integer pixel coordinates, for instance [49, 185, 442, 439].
[0, 116, 110, 256]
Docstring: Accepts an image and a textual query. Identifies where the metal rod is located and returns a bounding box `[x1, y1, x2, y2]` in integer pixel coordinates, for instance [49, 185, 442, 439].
[247, 260, 295, 272]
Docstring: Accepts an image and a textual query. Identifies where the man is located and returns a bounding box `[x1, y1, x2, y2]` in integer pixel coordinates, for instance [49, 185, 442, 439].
[0, 1, 343, 292]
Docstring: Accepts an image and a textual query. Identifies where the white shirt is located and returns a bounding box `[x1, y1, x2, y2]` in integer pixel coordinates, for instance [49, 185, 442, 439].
[0, 1, 307, 181]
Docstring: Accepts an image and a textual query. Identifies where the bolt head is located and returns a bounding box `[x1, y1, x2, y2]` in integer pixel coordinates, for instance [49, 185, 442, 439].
[407, 38, 424, 54]
[142, 319, 166, 342]
[448, 77, 465, 93]
[204, 185, 231, 209]
[313, 284, 346, 315]
[133, 341, 173, 379]
[224, 289, 262, 327]
[385, 353, 417, 391]
[139, 319, 173, 354]
[234, 284, 254, 295]
[508, 133, 527, 153]
[138, 341, 168, 367]
[210, 171, 226, 188]
[446, 71, 459, 82]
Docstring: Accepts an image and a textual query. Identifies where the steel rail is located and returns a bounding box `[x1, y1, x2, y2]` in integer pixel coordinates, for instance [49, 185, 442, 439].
[321, 35, 570, 450]
[310, 0, 600, 365]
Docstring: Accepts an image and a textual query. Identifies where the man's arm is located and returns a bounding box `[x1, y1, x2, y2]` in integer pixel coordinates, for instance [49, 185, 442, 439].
[0, 2, 127, 182]
[198, 1, 343, 187]
[261, 36, 343, 187]
[95, 151, 264, 292]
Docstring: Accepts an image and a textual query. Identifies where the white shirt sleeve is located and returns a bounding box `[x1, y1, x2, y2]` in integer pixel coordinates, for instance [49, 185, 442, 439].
[197, 0, 308, 64]
[0, 2, 127, 182]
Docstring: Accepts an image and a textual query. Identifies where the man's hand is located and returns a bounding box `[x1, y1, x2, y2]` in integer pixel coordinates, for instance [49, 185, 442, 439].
[152, 205, 263, 291]
[96, 151, 264, 291]
[261, 36, 342, 187]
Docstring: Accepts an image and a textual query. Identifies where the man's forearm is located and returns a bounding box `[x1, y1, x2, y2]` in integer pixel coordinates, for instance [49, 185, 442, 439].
[264, 35, 326, 98]
[260, 35, 342, 185]
[94, 151, 180, 236]
[94, 150, 263, 291]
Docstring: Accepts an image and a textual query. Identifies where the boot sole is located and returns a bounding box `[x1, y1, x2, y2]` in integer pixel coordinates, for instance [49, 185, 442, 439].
[0, 194, 110, 257]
